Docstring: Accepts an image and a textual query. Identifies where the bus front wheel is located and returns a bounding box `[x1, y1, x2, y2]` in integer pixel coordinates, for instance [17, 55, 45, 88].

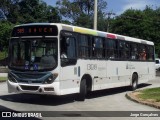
[77, 79, 87, 101]
[131, 73, 138, 91]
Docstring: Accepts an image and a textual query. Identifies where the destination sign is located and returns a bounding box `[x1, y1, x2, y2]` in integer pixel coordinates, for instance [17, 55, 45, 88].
[12, 25, 58, 37]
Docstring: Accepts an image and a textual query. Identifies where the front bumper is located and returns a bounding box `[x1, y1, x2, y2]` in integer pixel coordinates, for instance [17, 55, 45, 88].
[7, 80, 60, 95]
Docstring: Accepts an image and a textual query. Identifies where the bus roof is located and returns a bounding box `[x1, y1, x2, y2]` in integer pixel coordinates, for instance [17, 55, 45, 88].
[60, 24, 154, 46]
[14, 23, 154, 46]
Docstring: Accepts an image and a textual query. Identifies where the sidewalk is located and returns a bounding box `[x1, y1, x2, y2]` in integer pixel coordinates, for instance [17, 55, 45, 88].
[0, 73, 7, 77]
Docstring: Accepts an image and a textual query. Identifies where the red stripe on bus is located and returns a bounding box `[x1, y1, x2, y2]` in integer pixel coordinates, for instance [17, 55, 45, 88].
[106, 34, 116, 39]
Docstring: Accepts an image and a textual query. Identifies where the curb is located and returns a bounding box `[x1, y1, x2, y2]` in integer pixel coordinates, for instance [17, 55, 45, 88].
[0, 80, 6, 83]
[126, 92, 160, 109]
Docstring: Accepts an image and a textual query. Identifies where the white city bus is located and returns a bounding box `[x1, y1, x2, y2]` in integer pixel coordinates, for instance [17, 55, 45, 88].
[7, 23, 155, 101]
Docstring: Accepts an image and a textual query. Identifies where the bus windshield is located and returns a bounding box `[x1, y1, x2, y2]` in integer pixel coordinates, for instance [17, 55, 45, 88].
[9, 38, 57, 71]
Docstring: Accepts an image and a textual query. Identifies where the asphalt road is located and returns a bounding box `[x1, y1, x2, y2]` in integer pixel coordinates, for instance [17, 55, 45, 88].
[0, 77, 160, 120]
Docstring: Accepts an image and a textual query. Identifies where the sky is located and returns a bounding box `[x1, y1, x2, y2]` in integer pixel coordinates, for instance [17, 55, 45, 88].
[43, 0, 160, 16]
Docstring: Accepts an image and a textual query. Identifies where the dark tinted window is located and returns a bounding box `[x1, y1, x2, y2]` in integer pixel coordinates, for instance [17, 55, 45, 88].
[61, 37, 76, 59]
[139, 45, 146, 60]
[148, 46, 154, 61]
[130, 43, 139, 60]
[119, 41, 130, 59]
[93, 37, 104, 58]
[79, 35, 91, 58]
[106, 39, 118, 59]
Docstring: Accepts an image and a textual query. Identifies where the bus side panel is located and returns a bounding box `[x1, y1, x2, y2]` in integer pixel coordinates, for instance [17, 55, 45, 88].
[117, 61, 131, 86]
[106, 61, 126, 86]
[130, 62, 149, 84]
[60, 65, 80, 95]
[89, 60, 107, 90]
[147, 62, 155, 80]
[93, 60, 130, 91]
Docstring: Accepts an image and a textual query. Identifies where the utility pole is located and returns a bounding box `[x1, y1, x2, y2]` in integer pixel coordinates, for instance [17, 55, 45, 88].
[94, 0, 97, 30]
[107, 12, 115, 32]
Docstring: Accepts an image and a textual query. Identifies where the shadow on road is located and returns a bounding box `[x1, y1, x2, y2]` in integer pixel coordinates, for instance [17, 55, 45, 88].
[0, 83, 152, 106]
[0, 93, 76, 106]
[86, 83, 152, 99]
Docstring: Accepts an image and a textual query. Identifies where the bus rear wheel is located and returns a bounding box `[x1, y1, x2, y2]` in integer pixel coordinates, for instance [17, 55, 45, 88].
[77, 79, 87, 101]
[131, 73, 138, 91]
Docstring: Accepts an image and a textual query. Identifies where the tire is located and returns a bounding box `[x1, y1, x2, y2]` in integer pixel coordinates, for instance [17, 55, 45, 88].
[131, 73, 138, 91]
[77, 79, 87, 101]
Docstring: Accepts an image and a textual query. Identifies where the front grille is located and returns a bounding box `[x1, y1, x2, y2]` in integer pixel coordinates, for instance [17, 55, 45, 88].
[16, 73, 45, 79]
[19, 80, 43, 84]
[20, 85, 39, 91]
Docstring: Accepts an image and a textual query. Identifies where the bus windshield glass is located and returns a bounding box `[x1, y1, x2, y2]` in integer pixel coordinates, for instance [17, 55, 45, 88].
[9, 38, 57, 71]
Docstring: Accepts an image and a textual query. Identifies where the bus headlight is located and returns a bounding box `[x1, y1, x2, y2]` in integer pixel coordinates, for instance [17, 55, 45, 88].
[43, 73, 58, 84]
[8, 74, 18, 83]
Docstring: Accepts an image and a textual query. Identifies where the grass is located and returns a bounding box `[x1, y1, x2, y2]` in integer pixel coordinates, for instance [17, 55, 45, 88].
[0, 77, 7, 81]
[138, 88, 160, 102]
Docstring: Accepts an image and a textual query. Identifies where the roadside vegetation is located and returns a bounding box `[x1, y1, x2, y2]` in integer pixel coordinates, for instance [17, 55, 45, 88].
[0, 77, 7, 82]
[138, 88, 160, 102]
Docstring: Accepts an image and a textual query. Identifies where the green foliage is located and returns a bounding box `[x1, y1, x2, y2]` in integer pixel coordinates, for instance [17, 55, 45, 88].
[0, 77, 7, 81]
[0, 21, 14, 50]
[0, 0, 61, 23]
[110, 6, 160, 54]
[56, 0, 107, 29]
[0, 0, 61, 51]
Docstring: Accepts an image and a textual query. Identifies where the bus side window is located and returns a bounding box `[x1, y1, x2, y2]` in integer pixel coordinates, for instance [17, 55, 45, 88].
[131, 43, 138, 60]
[92, 37, 103, 58]
[79, 35, 90, 58]
[60, 36, 76, 59]
[119, 41, 130, 59]
[125, 42, 130, 59]
[148, 46, 154, 61]
[60, 35, 77, 67]
[119, 41, 126, 59]
[107, 39, 117, 59]
[139, 45, 146, 61]
[67, 37, 76, 58]
[60, 36, 67, 58]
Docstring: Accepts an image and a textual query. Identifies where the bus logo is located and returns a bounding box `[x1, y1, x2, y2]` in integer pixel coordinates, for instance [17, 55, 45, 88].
[87, 64, 97, 70]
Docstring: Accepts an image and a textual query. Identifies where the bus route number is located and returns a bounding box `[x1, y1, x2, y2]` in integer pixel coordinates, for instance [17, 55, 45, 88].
[87, 64, 97, 70]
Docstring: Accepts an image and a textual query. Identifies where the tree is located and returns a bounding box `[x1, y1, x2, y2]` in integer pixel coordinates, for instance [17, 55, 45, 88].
[0, 0, 61, 24]
[46, 5, 61, 23]
[0, 0, 20, 23]
[56, 0, 107, 30]
[110, 6, 160, 53]
[0, 0, 62, 52]
[0, 21, 14, 50]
